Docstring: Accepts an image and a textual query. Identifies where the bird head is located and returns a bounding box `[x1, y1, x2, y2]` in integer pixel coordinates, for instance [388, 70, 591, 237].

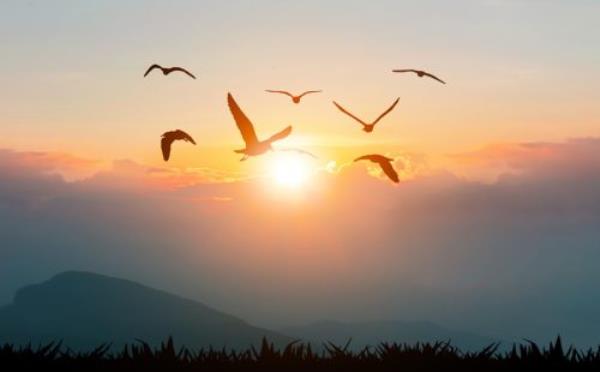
[292, 97, 300, 104]
[363, 125, 374, 133]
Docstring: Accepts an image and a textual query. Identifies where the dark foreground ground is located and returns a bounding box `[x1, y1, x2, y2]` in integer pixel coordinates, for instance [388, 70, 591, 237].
[1, 337, 597, 371]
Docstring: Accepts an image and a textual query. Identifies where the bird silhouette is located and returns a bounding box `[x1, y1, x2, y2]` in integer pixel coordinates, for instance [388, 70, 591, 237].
[160, 130, 196, 161]
[144, 64, 196, 79]
[392, 69, 445, 84]
[333, 98, 400, 133]
[277, 148, 319, 159]
[265, 89, 322, 104]
[227, 93, 292, 161]
[354, 154, 399, 183]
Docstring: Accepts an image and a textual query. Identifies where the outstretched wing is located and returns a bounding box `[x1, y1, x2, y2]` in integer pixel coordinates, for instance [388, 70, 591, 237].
[298, 90, 322, 98]
[423, 72, 446, 84]
[379, 160, 400, 183]
[160, 136, 173, 161]
[392, 69, 417, 74]
[176, 129, 196, 145]
[372, 97, 400, 126]
[227, 93, 259, 146]
[266, 90, 294, 98]
[170, 67, 196, 79]
[354, 154, 378, 163]
[332, 101, 368, 127]
[277, 147, 318, 159]
[144, 64, 162, 77]
[354, 154, 399, 183]
[265, 126, 292, 144]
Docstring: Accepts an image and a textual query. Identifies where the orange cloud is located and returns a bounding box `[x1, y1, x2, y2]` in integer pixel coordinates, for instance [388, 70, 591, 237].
[445, 138, 600, 182]
[0, 149, 106, 181]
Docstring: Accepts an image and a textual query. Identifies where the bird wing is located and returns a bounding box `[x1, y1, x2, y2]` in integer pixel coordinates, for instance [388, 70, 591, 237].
[177, 130, 196, 145]
[265, 125, 292, 144]
[277, 147, 318, 159]
[298, 90, 323, 98]
[265, 90, 294, 98]
[332, 101, 368, 127]
[170, 67, 196, 79]
[379, 160, 400, 183]
[354, 154, 375, 162]
[392, 69, 417, 73]
[227, 93, 259, 146]
[144, 64, 162, 77]
[372, 97, 400, 125]
[160, 136, 173, 161]
[354, 155, 399, 183]
[423, 72, 446, 84]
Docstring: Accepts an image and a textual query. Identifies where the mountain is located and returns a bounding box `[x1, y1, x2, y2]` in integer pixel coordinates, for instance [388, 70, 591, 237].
[281, 320, 506, 351]
[0, 271, 291, 350]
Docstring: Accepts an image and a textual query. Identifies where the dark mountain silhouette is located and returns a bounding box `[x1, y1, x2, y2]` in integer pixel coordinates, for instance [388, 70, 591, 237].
[0, 271, 291, 350]
[281, 320, 505, 351]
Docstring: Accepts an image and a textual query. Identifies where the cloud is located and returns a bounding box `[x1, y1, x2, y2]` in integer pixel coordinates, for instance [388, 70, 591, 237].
[446, 138, 600, 183]
[1, 139, 600, 346]
[0, 149, 104, 181]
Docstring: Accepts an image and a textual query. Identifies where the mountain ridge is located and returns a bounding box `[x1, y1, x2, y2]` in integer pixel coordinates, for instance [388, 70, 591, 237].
[0, 271, 505, 352]
[0, 270, 290, 350]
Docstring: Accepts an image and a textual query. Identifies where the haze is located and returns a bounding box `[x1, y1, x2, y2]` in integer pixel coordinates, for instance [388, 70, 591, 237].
[1, 0, 600, 348]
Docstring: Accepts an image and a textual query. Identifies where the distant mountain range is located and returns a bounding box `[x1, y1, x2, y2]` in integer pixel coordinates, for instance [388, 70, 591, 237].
[0, 271, 503, 351]
[0, 271, 290, 350]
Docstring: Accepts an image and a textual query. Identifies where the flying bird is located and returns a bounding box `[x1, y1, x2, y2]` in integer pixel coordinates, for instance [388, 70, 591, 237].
[144, 64, 196, 79]
[265, 89, 322, 104]
[354, 154, 399, 184]
[333, 98, 400, 133]
[227, 93, 292, 161]
[392, 69, 445, 84]
[160, 130, 196, 161]
[277, 148, 319, 159]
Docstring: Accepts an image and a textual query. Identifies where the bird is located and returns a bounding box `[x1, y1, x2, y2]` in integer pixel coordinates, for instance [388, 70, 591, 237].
[277, 148, 319, 159]
[265, 89, 322, 104]
[160, 130, 196, 161]
[392, 69, 445, 84]
[354, 154, 399, 183]
[144, 64, 196, 79]
[333, 98, 400, 133]
[227, 93, 292, 161]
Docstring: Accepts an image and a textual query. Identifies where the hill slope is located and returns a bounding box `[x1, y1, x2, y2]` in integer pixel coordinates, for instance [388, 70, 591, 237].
[0, 271, 290, 350]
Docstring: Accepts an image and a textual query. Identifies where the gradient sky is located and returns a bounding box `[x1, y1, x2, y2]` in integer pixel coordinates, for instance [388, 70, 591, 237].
[2, 0, 599, 169]
[2, 0, 600, 348]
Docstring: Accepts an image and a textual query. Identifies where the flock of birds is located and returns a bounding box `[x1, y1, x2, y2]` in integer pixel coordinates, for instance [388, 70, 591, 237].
[145, 63, 446, 184]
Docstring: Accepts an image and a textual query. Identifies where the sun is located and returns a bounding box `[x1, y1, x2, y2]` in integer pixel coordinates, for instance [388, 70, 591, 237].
[270, 153, 313, 189]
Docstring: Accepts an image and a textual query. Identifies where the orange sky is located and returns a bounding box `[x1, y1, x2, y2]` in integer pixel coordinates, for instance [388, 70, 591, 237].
[3, 1, 600, 347]
[1, 1, 599, 178]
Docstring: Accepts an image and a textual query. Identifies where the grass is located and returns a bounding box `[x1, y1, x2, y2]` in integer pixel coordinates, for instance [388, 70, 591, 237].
[1, 336, 599, 371]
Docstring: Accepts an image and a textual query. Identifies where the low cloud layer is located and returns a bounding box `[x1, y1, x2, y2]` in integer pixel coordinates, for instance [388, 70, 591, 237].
[1, 139, 600, 346]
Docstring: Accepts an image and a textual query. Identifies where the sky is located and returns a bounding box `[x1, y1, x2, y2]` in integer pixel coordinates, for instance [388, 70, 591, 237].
[2, 0, 600, 347]
[2, 1, 599, 163]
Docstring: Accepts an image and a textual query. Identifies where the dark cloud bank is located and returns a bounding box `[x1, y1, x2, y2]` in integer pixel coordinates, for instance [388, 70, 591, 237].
[1, 139, 600, 347]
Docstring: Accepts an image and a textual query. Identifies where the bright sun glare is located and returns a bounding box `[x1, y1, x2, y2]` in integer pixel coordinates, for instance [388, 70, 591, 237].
[270, 153, 313, 189]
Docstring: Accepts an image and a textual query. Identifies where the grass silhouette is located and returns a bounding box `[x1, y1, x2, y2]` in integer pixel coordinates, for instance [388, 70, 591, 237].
[1, 336, 599, 371]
